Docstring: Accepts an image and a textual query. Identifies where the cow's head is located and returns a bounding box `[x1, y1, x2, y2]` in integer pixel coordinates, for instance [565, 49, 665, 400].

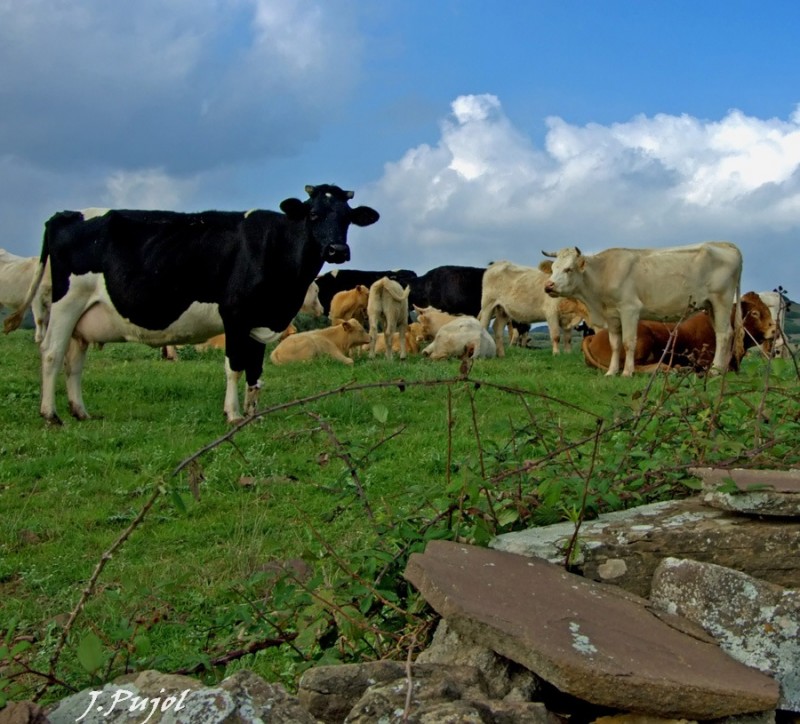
[542, 247, 584, 298]
[280, 184, 380, 264]
[741, 291, 776, 350]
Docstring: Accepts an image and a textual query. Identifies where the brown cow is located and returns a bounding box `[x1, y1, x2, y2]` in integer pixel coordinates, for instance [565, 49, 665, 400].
[581, 292, 775, 374]
[329, 284, 370, 326]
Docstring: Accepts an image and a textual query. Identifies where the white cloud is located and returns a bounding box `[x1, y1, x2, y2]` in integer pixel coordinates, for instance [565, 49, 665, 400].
[365, 95, 800, 291]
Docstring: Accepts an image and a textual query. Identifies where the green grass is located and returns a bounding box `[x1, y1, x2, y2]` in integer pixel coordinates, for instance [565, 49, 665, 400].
[1, 329, 798, 704]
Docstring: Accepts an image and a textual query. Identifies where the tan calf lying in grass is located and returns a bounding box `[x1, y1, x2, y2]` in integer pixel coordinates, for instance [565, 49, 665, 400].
[270, 319, 369, 365]
[413, 304, 461, 340]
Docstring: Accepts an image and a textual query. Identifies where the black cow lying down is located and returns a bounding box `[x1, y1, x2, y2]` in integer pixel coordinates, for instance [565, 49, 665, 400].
[4, 184, 379, 424]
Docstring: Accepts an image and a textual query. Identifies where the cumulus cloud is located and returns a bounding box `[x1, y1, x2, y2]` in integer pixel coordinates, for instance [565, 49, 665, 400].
[364, 94, 800, 290]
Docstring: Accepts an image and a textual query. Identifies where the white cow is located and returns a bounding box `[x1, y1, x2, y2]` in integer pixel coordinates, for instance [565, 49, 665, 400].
[0, 249, 52, 343]
[478, 260, 588, 356]
[422, 316, 497, 360]
[367, 277, 410, 361]
[756, 291, 789, 358]
[542, 242, 744, 376]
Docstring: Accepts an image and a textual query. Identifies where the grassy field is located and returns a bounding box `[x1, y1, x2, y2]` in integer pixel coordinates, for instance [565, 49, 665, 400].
[1, 328, 798, 704]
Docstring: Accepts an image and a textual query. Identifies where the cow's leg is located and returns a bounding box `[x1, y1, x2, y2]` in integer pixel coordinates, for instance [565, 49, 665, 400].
[241, 339, 267, 418]
[64, 337, 91, 420]
[493, 308, 508, 357]
[619, 313, 639, 377]
[563, 325, 573, 353]
[545, 310, 561, 355]
[40, 297, 91, 424]
[605, 318, 624, 376]
[383, 316, 394, 361]
[223, 357, 243, 422]
[368, 313, 379, 359]
[225, 332, 266, 422]
[398, 320, 408, 360]
[710, 300, 733, 372]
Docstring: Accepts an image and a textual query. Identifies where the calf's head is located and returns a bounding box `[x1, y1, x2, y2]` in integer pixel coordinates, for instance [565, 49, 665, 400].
[280, 184, 380, 264]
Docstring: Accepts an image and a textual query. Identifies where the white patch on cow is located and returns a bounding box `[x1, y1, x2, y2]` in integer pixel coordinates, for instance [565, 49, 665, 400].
[249, 327, 280, 344]
[80, 208, 111, 220]
[330, 269, 340, 277]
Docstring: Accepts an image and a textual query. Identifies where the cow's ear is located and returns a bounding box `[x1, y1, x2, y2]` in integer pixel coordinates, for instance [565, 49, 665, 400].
[350, 206, 380, 227]
[578, 257, 586, 271]
[341, 320, 353, 331]
[280, 197, 308, 220]
[538, 260, 553, 273]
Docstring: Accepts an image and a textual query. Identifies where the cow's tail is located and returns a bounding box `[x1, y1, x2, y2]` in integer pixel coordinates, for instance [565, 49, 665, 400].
[384, 281, 410, 303]
[731, 272, 745, 366]
[3, 227, 52, 335]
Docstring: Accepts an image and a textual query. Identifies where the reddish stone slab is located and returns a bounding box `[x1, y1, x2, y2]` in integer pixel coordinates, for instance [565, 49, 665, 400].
[405, 540, 779, 719]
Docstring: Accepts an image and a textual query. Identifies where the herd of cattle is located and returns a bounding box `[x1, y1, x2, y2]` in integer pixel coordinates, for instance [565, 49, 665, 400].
[0, 183, 791, 424]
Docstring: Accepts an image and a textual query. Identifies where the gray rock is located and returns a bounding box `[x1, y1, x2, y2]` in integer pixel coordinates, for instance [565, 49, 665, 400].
[651, 557, 800, 712]
[44, 669, 315, 723]
[491, 497, 800, 597]
[404, 539, 779, 719]
[342, 665, 554, 723]
[417, 619, 542, 701]
[689, 467, 800, 517]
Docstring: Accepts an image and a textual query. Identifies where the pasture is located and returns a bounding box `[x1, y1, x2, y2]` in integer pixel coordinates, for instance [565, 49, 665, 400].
[1, 328, 798, 705]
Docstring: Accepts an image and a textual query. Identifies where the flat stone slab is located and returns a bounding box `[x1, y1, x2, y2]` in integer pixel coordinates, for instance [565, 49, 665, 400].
[405, 540, 779, 719]
[652, 557, 800, 712]
[690, 467, 800, 516]
[491, 497, 800, 597]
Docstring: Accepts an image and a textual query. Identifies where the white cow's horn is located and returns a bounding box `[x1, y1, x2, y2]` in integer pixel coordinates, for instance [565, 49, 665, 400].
[541, 250, 558, 258]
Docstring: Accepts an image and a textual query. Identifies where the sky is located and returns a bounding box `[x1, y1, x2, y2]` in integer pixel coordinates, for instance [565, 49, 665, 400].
[2, 0, 799, 295]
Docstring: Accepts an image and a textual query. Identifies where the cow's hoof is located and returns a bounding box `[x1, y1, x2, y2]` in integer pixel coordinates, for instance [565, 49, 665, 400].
[69, 404, 91, 421]
[42, 413, 63, 426]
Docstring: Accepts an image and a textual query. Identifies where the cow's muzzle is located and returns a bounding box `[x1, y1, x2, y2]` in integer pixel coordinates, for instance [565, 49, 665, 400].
[544, 282, 559, 298]
[325, 244, 351, 263]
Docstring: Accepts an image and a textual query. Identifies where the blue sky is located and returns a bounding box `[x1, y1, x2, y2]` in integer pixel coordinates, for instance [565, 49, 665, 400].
[2, 1, 799, 294]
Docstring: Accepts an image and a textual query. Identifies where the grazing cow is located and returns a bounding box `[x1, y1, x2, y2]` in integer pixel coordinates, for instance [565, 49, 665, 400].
[0, 249, 52, 343]
[314, 268, 417, 316]
[329, 284, 369, 325]
[270, 319, 370, 366]
[367, 277, 411, 360]
[413, 305, 462, 341]
[581, 292, 775, 374]
[422, 316, 497, 360]
[478, 260, 589, 357]
[4, 185, 379, 423]
[757, 291, 790, 358]
[543, 242, 744, 376]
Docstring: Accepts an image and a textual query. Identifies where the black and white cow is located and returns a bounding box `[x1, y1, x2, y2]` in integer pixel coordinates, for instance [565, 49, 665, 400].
[4, 184, 379, 424]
